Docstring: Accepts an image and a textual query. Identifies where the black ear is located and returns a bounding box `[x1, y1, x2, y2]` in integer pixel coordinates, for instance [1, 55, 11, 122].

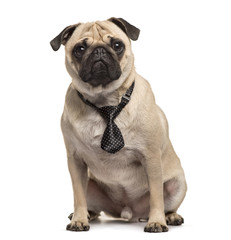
[108, 17, 140, 41]
[50, 24, 80, 51]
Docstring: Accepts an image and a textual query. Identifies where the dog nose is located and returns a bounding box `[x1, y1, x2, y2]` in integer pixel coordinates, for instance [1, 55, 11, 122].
[94, 47, 106, 58]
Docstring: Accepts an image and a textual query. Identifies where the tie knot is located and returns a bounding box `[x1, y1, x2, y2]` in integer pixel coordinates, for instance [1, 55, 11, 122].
[98, 106, 120, 122]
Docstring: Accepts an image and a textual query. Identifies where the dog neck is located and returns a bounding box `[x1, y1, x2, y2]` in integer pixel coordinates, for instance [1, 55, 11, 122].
[84, 92, 118, 107]
[75, 68, 136, 107]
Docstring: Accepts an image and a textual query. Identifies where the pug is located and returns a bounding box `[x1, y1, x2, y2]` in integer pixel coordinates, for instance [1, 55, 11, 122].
[50, 17, 187, 233]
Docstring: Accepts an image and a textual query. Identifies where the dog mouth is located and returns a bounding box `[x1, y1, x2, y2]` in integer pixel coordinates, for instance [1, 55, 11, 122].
[92, 61, 108, 75]
[80, 60, 110, 86]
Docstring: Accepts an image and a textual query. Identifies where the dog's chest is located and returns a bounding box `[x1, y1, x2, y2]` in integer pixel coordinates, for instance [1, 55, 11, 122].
[77, 110, 107, 148]
[75, 109, 148, 197]
[76, 107, 136, 150]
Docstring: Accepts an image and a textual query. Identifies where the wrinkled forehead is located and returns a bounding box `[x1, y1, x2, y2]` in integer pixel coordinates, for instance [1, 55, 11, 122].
[66, 21, 129, 49]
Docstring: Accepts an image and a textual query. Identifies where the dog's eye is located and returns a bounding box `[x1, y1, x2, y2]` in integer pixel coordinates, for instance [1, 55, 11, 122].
[73, 45, 86, 59]
[112, 41, 124, 55]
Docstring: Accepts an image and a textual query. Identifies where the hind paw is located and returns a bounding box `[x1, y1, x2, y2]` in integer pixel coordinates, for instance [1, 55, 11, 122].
[165, 212, 184, 226]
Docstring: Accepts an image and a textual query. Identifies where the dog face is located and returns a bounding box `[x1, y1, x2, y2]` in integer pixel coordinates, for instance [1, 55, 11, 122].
[50, 18, 140, 95]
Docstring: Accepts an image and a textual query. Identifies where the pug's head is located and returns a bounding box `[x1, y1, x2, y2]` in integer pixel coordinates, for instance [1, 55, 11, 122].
[50, 18, 140, 96]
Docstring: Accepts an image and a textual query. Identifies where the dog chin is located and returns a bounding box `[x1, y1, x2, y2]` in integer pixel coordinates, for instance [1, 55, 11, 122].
[81, 72, 121, 87]
[86, 78, 117, 87]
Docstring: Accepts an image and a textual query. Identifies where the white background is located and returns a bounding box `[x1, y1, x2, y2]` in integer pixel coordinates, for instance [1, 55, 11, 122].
[0, 0, 231, 239]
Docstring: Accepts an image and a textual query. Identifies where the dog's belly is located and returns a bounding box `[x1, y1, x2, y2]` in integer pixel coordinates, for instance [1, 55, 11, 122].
[85, 147, 149, 203]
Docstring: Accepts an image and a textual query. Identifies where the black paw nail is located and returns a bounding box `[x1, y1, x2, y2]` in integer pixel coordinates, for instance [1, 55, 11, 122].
[162, 226, 169, 232]
[83, 225, 90, 231]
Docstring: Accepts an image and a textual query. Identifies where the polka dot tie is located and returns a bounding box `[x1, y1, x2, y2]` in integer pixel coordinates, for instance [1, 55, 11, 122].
[77, 81, 135, 154]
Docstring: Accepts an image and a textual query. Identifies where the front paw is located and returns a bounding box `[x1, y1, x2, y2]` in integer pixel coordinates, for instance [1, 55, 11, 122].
[144, 222, 168, 233]
[66, 221, 90, 231]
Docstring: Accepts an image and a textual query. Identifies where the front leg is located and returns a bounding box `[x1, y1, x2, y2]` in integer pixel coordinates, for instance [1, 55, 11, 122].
[66, 153, 90, 231]
[143, 149, 168, 233]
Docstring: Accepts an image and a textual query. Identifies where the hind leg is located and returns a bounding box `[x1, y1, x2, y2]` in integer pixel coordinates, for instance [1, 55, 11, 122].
[164, 173, 187, 226]
[86, 179, 123, 218]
